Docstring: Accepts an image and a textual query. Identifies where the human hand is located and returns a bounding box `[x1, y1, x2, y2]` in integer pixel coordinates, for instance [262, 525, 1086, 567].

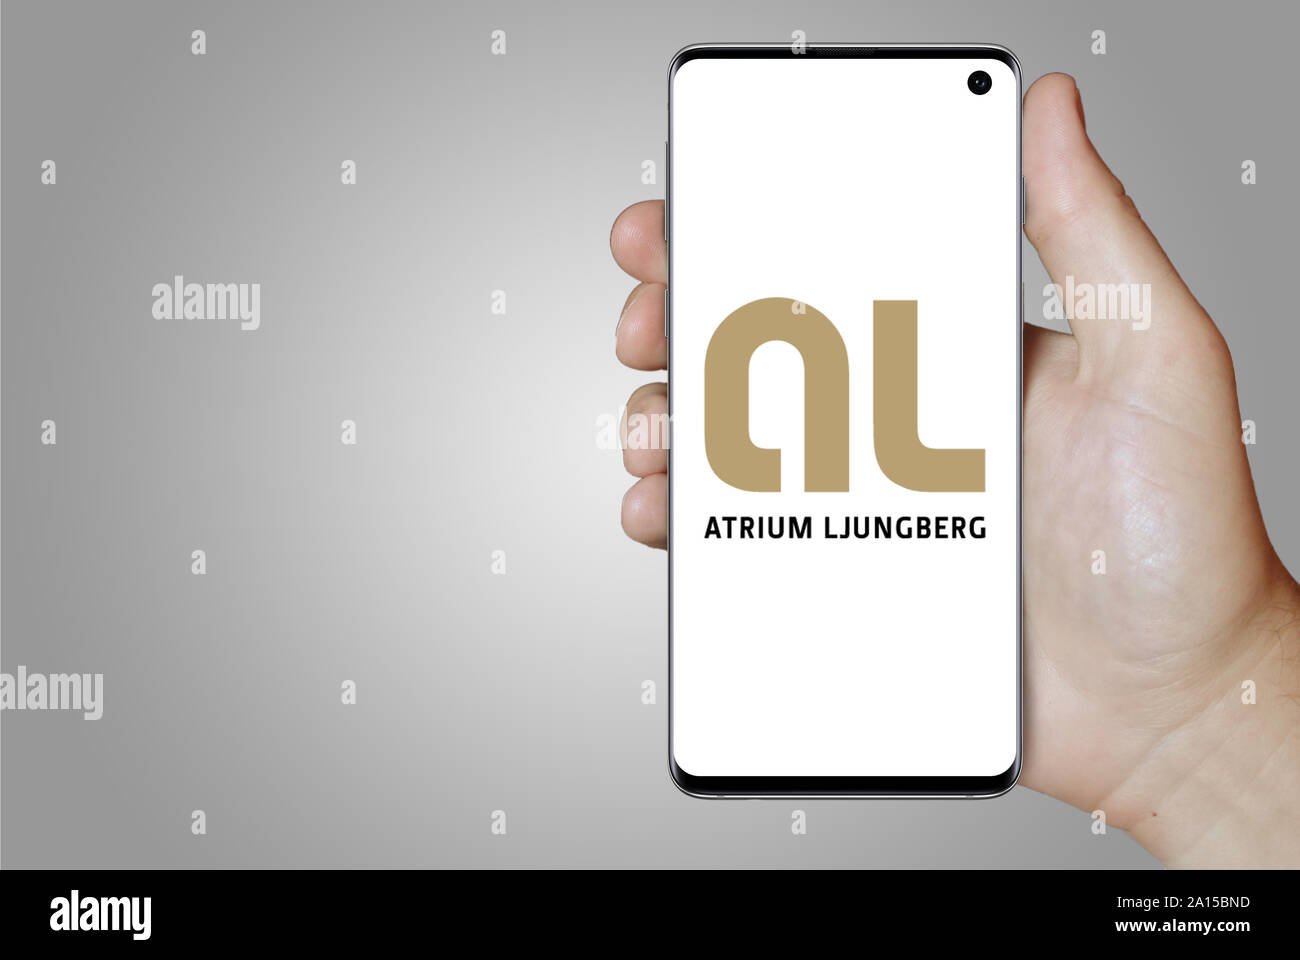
[610, 73, 1300, 868]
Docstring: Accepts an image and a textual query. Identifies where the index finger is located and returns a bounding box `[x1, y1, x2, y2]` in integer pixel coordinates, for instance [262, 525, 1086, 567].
[610, 200, 667, 285]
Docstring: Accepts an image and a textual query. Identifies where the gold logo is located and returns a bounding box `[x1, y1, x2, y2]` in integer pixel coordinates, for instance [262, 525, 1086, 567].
[704, 298, 985, 492]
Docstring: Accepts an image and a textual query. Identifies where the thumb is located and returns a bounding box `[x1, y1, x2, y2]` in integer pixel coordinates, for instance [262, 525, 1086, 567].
[1023, 73, 1214, 376]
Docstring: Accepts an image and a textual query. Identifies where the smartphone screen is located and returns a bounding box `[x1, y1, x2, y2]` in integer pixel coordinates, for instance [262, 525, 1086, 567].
[667, 46, 1021, 796]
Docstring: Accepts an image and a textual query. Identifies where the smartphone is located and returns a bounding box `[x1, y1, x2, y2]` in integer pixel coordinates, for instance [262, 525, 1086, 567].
[667, 44, 1021, 797]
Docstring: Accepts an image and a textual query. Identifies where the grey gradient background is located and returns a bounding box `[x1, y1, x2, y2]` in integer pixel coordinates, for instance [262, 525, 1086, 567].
[2, 0, 1297, 868]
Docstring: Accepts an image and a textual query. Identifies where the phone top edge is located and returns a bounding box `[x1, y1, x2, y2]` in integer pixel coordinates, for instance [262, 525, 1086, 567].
[669, 42, 1023, 84]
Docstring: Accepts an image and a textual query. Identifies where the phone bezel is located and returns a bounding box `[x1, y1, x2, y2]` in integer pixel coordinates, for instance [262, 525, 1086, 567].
[666, 43, 1023, 799]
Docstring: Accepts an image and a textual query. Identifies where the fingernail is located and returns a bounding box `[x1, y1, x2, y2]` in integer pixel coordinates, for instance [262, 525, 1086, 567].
[617, 286, 645, 338]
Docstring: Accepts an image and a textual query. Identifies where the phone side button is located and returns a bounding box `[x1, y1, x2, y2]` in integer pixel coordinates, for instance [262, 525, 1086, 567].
[664, 141, 670, 242]
[1021, 175, 1026, 225]
[664, 287, 670, 340]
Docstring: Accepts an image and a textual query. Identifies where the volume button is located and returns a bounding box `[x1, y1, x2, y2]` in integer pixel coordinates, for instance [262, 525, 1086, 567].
[664, 140, 669, 242]
[1020, 175, 1026, 225]
[664, 287, 670, 340]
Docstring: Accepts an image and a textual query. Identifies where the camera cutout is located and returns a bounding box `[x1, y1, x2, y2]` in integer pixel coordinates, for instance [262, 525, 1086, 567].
[967, 70, 992, 95]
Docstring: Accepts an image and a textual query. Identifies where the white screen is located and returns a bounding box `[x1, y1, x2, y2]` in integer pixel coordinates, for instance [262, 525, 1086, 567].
[670, 53, 1019, 781]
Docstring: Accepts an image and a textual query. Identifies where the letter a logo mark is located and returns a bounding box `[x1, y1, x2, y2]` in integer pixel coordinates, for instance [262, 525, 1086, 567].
[705, 298, 850, 491]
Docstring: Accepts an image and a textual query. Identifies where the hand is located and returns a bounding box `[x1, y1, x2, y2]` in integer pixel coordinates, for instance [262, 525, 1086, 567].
[609, 73, 1300, 868]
